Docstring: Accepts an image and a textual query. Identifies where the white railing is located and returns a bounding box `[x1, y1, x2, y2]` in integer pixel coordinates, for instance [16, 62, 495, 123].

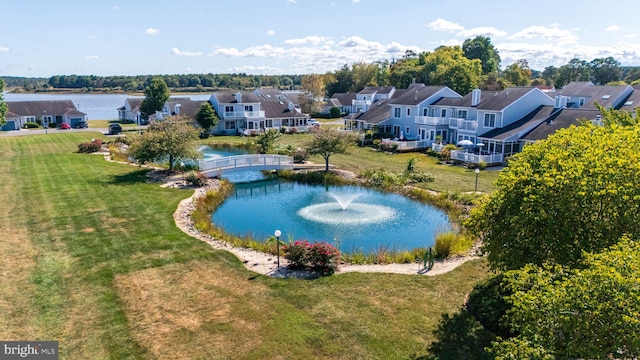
[415, 116, 448, 125]
[199, 154, 294, 175]
[432, 143, 445, 152]
[223, 110, 265, 119]
[450, 150, 503, 165]
[381, 139, 430, 151]
[456, 120, 477, 131]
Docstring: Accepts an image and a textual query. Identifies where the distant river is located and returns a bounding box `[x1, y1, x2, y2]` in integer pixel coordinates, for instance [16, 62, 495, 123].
[3, 93, 211, 120]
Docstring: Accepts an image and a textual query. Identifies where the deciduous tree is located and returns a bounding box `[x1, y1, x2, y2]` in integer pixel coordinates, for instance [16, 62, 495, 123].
[420, 45, 482, 95]
[466, 114, 640, 270]
[0, 78, 7, 125]
[305, 127, 358, 172]
[252, 129, 281, 154]
[462, 36, 501, 74]
[140, 77, 170, 120]
[127, 116, 200, 171]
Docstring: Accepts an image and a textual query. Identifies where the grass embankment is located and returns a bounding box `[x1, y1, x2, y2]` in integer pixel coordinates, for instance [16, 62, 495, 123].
[1, 132, 490, 359]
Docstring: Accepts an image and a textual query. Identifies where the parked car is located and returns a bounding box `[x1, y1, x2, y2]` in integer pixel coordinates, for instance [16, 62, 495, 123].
[58, 122, 71, 130]
[108, 123, 123, 135]
[74, 121, 88, 129]
[308, 119, 320, 127]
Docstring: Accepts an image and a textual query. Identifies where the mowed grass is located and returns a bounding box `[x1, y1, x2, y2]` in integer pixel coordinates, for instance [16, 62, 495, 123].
[1, 132, 490, 359]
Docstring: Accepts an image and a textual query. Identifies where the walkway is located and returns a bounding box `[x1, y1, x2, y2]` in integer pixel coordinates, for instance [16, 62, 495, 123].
[199, 154, 294, 176]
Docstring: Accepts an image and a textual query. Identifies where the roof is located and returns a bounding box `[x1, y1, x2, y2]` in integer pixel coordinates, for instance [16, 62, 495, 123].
[358, 86, 395, 95]
[165, 98, 208, 118]
[521, 108, 602, 142]
[559, 82, 633, 109]
[480, 105, 555, 141]
[6, 100, 87, 117]
[350, 99, 392, 124]
[212, 91, 261, 104]
[389, 83, 449, 106]
[330, 93, 356, 107]
[432, 90, 499, 107]
[259, 99, 309, 119]
[475, 87, 538, 111]
[619, 89, 640, 111]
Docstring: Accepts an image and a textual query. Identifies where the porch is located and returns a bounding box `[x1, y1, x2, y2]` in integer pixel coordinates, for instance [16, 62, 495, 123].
[380, 138, 430, 151]
[450, 150, 503, 165]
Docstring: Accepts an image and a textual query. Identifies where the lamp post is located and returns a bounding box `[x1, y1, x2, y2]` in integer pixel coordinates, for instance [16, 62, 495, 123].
[43, 110, 48, 135]
[274, 229, 282, 268]
[180, 161, 185, 184]
[475, 168, 480, 193]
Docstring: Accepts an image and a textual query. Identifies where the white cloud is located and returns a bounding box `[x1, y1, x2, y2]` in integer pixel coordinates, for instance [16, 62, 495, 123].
[507, 25, 578, 43]
[428, 18, 464, 32]
[113, 6, 119, 11]
[171, 47, 203, 56]
[85, 55, 99, 60]
[267, 29, 275, 36]
[458, 26, 507, 38]
[605, 25, 621, 32]
[287, 0, 296, 3]
[284, 36, 331, 45]
[145, 28, 159, 36]
[0, 46, 9, 52]
[352, 0, 360, 3]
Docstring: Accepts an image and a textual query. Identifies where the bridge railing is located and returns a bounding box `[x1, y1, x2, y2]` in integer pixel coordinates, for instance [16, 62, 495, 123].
[199, 154, 294, 174]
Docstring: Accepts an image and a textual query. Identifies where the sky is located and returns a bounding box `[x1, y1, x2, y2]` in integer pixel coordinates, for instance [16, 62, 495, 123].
[2, 0, 640, 78]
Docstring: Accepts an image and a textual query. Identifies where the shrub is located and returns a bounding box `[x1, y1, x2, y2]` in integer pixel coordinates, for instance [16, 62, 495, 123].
[286, 127, 298, 134]
[406, 171, 435, 184]
[77, 138, 103, 153]
[185, 171, 208, 186]
[466, 274, 514, 338]
[292, 148, 308, 163]
[283, 240, 340, 275]
[477, 161, 487, 170]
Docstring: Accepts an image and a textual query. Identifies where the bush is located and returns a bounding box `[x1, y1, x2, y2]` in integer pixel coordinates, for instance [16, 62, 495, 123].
[283, 240, 340, 275]
[185, 171, 208, 186]
[77, 138, 103, 153]
[292, 148, 308, 163]
[286, 127, 298, 134]
[466, 274, 514, 338]
[24, 122, 40, 129]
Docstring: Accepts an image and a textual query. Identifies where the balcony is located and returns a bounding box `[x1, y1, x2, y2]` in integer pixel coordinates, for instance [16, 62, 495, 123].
[455, 119, 477, 131]
[415, 116, 448, 126]
[223, 110, 265, 119]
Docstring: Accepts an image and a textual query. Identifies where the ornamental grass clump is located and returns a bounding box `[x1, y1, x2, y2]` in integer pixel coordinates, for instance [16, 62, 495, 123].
[283, 240, 340, 275]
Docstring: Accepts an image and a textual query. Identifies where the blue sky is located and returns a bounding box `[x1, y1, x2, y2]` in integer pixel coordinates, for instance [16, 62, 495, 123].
[2, 0, 640, 77]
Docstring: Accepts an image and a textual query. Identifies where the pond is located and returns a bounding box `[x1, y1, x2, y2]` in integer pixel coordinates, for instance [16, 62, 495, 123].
[212, 180, 451, 254]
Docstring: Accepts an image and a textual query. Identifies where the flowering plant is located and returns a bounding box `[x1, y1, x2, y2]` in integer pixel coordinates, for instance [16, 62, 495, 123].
[283, 240, 340, 275]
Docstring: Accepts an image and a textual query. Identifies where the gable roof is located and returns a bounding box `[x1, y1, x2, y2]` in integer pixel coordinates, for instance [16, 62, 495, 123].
[165, 98, 207, 118]
[619, 89, 640, 111]
[212, 91, 261, 104]
[330, 92, 356, 107]
[259, 99, 308, 119]
[521, 108, 602, 142]
[7, 100, 87, 117]
[475, 87, 538, 111]
[432, 90, 499, 107]
[358, 86, 395, 95]
[559, 81, 633, 109]
[389, 84, 449, 106]
[480, 105, 555, 141]
[349, 99, 393, 124]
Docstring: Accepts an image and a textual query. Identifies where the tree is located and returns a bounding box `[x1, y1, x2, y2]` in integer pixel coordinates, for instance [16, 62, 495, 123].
[420, 45, 482, 95]
[590, 56, 621, 85]
[300, 74, 327, 113]
[305, 127, 359, 172]
[556, 58, 591, 88]
[490, 237, 640, 359]
[501, 60, 531, 86]
[466, 114, 640, 271]
[194, 102, 219, 130]
[127, 116, 201, 171]
[329, 106, 341, 118]
[462, 36, 501, 74]
[0, 78, 7, 126]
[140, 77, 170, 120]
[252, 129, 281, 154]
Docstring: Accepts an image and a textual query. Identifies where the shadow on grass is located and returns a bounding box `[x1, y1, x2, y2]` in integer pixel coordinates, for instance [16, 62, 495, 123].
[412, 306, 496, 360]
[108, 169, 151, 185]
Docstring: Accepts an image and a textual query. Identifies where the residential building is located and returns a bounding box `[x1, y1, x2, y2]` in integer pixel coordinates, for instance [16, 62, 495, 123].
[2, 100, 87, 131]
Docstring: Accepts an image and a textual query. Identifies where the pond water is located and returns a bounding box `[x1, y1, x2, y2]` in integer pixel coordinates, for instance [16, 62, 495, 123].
[212, 180, 450, 254]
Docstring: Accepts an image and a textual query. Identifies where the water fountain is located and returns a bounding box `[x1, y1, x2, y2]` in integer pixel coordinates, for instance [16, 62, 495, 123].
[297, 192, 396, 225]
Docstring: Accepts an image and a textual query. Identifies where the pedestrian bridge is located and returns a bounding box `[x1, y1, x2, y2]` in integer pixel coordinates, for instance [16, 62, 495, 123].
[199, 154, 294, 177]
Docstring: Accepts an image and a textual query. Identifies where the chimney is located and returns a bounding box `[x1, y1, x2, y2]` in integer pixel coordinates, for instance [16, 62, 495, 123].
[471, 88, 481, 106]
[234, 92, 242, 102]
[554, 95, 567, 109]
[174, 103, 181, 115]
[288, 102, 294, 111]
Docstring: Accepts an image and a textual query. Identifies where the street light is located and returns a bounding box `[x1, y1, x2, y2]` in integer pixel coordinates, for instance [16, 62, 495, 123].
[274, 229, 282, 267]
[180, 161, 185, 184]
[475, 168, 480, 193]
[43, 110, 48, 135]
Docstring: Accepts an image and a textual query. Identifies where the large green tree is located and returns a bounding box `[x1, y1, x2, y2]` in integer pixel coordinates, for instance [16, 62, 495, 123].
[501, 59, 532, 86]
[127, 116, 200, 171]
[555, 58, 591, 88]
[0, 78, 7, 126]
[490, 237, 640, 359]
[462, 36, 501, 74]
[194, 102, 219, 130]
[467, 114, 640, 271]
[590, 56, 621, 85]
[140, 77, 170, 120]
[305, 127, 359, 172]
[420, 45, 482, 95]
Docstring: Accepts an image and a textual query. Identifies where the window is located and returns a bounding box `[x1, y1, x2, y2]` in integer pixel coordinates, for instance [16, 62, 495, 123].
[579, 98, 585, 107]
[225, 105, 234, 114]
[430, 108, 437, 117]
[244, 105, 253, 111]
[407, 108, 411, 117]
[405, 126, 410, 134]
[394, 107, 401, 118]
[483, 113, 496, 128]
[441, 109, 446, 118]
[423, 108, 428, 116]
[266, 119, 272, 128]
[457, 109, 467, 119]
[225, 121, 236, 129]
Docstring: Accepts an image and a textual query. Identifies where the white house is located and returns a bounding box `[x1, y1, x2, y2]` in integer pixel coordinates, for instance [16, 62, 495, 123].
[2, 100, 88, 131]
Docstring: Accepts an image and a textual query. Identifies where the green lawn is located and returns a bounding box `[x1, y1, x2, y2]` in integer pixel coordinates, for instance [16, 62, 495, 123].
[1, 132, 491, 359]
